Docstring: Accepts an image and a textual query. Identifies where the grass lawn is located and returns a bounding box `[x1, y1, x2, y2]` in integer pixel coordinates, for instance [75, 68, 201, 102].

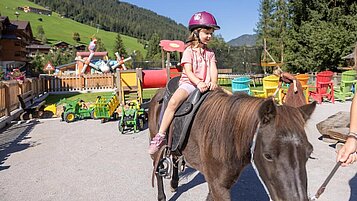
[0, 0, 146, 57]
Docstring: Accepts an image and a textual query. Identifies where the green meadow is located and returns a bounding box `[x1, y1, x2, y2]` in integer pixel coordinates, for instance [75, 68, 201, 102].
[0, 0, 146, 57]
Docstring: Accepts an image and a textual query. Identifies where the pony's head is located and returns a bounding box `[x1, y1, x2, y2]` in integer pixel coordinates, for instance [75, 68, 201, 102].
[252, 99, 316, 201]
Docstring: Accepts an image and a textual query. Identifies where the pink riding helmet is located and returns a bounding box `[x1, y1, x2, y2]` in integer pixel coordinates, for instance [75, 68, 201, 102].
[188, 11, 220, 31]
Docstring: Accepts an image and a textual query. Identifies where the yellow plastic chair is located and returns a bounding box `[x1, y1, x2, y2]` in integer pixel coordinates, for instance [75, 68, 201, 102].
[295, 74, 310, 104]
[252, 75, 282, 102]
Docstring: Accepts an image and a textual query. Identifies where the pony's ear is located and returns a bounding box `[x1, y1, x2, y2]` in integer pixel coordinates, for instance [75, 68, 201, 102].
[298, 101, 316, 121]
[258, 98, 277, 125]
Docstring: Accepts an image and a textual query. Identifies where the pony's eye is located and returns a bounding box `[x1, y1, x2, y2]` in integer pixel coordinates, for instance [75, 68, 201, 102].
[263, 153, 273, 161]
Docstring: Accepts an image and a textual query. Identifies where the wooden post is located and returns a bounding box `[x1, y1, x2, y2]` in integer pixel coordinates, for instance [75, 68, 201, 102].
[4, 82, 10, 116]
[116, 69, 123, 104]
[136, 68, 143, 104]
[161, 47, 165, 69]
[166, 51, 170, 84]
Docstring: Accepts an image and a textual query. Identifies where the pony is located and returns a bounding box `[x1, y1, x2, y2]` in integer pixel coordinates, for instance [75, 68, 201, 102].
[148, 88, 316, 201]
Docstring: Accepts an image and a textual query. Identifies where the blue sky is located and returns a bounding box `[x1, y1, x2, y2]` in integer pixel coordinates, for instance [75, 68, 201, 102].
[122, 0, 261, 42]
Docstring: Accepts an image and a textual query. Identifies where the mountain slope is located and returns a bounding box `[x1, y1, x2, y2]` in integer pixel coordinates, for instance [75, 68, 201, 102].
[228, 34, 257, 47]
[27, 0, 188, 41]
[0, 0, 146, 56]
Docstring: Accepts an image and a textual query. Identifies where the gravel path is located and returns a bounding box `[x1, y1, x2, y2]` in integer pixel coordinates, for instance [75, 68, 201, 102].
[0, 102, 356, 201]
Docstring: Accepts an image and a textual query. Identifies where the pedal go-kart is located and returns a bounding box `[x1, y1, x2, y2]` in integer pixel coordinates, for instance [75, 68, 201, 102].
[118, 100, 147, 134]
[60, 99, 95, 123]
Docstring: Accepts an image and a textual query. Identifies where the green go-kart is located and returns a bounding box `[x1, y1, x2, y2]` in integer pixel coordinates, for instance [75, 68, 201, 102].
[118, 100, 147, 134]
[60, 99, 95, 123]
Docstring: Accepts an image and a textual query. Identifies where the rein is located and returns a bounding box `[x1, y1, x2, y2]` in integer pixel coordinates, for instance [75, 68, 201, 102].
[250, 122, 273, 201]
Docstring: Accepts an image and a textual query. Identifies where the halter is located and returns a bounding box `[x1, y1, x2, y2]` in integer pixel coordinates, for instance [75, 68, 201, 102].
[250, 122, 273, 201]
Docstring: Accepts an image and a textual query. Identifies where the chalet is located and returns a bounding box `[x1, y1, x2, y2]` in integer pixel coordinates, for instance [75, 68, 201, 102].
[53, 41, 71, 50]
[0, 16, 33, 72]
[26, 44, 51, 57]
[75, 44, 86, 51]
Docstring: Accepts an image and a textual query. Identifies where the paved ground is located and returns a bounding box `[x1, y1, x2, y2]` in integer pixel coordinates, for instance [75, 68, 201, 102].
[0, 102, 356, 201]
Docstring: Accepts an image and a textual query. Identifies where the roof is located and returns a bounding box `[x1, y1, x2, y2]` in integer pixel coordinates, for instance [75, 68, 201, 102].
[26, 44, 51, 49]
[53, 41, 70, 46]
[56, 61, 76, 69]
[342, 52, 354, 59]
[9, 20, 29, 30]
[76, 52, 108, 57]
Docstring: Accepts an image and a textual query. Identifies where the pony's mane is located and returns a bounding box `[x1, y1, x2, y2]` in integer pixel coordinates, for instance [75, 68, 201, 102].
[194, 89, 264, 161]
[194, 89, 308, 162]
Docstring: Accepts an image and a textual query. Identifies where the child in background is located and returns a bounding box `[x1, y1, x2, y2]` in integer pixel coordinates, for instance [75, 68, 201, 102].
[148, 11, 220, 154]
[82, 38, 97, 74]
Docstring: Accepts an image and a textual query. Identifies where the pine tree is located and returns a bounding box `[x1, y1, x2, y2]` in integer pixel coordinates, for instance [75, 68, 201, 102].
[146, 33, 161, 60]
[113, 33, 127, 57]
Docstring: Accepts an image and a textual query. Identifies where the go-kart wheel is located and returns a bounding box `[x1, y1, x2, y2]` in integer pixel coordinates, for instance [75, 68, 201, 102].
[137, 118, 144, 131]
[118, 121, 124, 134]
[65, 112, 75, 123]
[90, 110, 97, 119]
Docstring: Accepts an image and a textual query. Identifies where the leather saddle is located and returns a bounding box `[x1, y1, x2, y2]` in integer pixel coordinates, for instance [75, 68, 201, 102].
[160, 76, 210, 154]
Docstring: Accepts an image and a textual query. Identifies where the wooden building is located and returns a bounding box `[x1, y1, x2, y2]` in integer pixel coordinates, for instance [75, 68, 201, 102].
[0, 16, 33, 71]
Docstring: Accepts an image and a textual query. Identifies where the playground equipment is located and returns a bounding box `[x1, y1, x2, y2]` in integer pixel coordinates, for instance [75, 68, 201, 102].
[60, 99, 95, 123]
[118, 100, 146, 134]
[92, 93, 120, 123]
[75, 54, 132, 74]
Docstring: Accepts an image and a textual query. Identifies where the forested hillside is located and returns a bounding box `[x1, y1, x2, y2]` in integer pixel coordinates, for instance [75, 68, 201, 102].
[28, 0, 188, 41]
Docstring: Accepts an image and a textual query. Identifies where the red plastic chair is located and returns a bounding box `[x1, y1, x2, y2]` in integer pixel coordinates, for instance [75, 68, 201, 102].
[309, 71, 335, 104]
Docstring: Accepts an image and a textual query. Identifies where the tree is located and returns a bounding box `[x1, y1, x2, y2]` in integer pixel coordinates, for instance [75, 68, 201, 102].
[113, 33, 127, 57]
[72, 32, 81, 43]
[95, 37, 107, 52]
[284, 0, 357, 72]
[36, 25, 47, 44]
[146, 33, 161, 60]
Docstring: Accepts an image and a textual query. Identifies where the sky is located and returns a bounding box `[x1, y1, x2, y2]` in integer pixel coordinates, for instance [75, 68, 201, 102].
[122, 0, 261, 42]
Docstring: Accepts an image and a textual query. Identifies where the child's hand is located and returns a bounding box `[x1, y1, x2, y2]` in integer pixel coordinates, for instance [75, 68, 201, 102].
[197, 81, 209, 93]
[209, 82, 218, 90]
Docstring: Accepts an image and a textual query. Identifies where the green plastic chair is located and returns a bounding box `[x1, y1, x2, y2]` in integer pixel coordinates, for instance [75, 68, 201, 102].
[334, 70, 357, 102]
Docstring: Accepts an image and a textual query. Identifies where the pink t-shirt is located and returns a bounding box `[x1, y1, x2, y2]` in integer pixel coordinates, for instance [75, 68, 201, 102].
[179, 46, 216, 86]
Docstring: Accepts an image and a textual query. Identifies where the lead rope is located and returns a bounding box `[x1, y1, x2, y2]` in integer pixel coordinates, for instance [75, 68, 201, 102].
[250, 123, 273, 201]
[310, 161, 342, 200]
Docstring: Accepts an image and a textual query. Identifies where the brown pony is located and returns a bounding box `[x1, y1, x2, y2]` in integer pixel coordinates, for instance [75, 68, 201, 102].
[148, 88, 316, 201]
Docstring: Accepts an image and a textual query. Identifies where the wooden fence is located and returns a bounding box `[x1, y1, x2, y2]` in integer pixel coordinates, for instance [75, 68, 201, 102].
[40, 74, 115, 92]
[0, 74, 117, 119]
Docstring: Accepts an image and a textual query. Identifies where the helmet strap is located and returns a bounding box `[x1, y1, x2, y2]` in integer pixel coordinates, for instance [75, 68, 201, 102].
[194, 30, 203, 45]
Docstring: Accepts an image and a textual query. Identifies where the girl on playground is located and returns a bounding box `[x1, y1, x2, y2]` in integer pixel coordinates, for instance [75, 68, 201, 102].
[148, 11, 220, 154]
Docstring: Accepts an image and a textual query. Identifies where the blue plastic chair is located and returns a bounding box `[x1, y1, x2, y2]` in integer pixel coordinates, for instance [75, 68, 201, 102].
[232, 76, 251, 94]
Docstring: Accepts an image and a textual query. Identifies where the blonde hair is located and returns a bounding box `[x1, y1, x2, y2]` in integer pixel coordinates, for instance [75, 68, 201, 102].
[186, 27, 214, 48]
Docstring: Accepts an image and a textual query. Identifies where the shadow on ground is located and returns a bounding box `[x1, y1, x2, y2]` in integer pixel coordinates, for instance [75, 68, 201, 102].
[167, 165, 269, 201]
[0, 120, 40, 171]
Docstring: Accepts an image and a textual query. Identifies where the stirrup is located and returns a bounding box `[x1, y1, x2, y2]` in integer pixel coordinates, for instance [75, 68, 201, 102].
[157, 156, 173, 179]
